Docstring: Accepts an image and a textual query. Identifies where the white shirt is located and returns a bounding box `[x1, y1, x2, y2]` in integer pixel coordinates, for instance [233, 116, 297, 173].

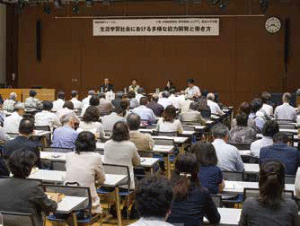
[261, 104, 273, 116]
[179, 99, 193, 114]
[52, 99, 65, 112]
[180, 109, 203, 123]
[101, 112, 125, 131]
[295, 168, 300, 198]
[156, 118, 183, 134]
[71, 98, 82, 110]
[3, 112, 22, 134]
[35, 110, 61, 128]
[104, 140, 141, 189]
[132, 106, 156, 123]
[129, 218, 173, 226]
[250, 136, 273, 158]
[158, 98, 172, 109]
[81, 96, 92, 108]
[168, 94, 180, 109]
[185, 85, 201, 97]
[136, 94, 144, 103]
[207, 99, 224, 116]
[274, 103, 297, 122]
[212, 139, 244, 172]
[78, 121, 105, 138]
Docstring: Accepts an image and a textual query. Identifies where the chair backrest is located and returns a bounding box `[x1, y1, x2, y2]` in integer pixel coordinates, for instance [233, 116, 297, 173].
[157, 132, 178, 137]
[248, 156, 259, 164]
[211, 194, 222, 207]
[285, 175, 296, 184]
[7, 133, 19, 139]
[153, 138, 175, 146]
[1, 211, 35, 226]
[223, 171, 244, 181]
[103, 163, 131, 189]
[243, 188, 294, 201]
[51, 160, 66, 171]
[43, 185, 92, 216]
[229, 143, 251, 150]
[34, 125, 51, 131]
[42, 147, 73, 153]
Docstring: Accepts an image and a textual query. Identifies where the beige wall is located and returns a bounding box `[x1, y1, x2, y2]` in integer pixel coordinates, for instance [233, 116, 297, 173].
[0, 4, 6, 85]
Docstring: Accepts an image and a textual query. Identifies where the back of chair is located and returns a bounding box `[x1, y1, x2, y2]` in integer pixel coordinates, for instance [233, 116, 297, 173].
[34, 125, 51, 131]
[51, 160, 66, 171]
[285, 175, 296, 184]
[153, 138, 175, 146]
[103, 163, 131, 189]
[7, 133, 19, 139]
[248, 156, 259, 164]
[42, 147, 73, 153]
[1, 211, 35, 226]
[157, 132, 178, 137]
[229, 143, 251, 151]
[223, 171, 244, 181]
[43, 185, 91, 215]
[244, 188, 294, 201]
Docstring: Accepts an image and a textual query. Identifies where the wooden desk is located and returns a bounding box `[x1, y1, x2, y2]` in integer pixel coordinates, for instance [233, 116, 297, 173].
[204, 208, 241, 226]
[0, 88, 55, 102]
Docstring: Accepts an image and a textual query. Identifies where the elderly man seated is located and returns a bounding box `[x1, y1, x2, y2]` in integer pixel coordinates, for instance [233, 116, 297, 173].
[3, 103, 25, 134]
[3, 92, 17, 112]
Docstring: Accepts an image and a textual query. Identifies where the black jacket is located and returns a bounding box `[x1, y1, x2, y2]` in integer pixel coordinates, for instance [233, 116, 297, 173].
[0, 177, 57, 226]
[100, 84, 114, 92]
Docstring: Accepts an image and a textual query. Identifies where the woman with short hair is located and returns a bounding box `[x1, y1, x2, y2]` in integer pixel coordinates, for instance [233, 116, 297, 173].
[156, 105, 183, 134]
[79, 106, 105, 139]
[104, 121, 141, 189]
[167, 153, 220, 226]
[64, 131, 106, 214]
[0, 149, 57, 226]
[239, 161, 298, 226]
[191, 141, 224, 194]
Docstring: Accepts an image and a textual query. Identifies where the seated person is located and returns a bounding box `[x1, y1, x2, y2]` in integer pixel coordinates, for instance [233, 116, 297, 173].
[3, 103, 25, 134]
[168, 89, 180, 109]
[81, 95, 100, 117]
[0, 157, 9, 178]
[164, 79, 176, 92]
[70, 90, 82, 110]
[249, 98, 268, 132]
[52, 91, 65, 112]
[35, 101, 61, 129]
[132, 97, 156, 124]
[98, 92, 114, 116]
[128, 91, 139, 109]
[167, 153, 220, 226]
[120, 99, 132, 119]
[81, 90, 95, 109]
[179, 96, 194, 114]
[274, 92, 297, 122]
[207, 93, 225, 116]
[111, 91, 124, 113]
[295, 167, 300, 198]
[129, 175, 174, 226]
[101, 108, 126, 131]
[52, 113, 79, 149]
[250, 120, 279, 158]
[78, 106, 104, 139]
[136, 88, 145, 103]
[146, 94, 164, 117]
[65, 132, 106, 214]
[229, 112, 256, 144]
[127, 113, 154, 157]
[100, 78, 114, 92]
[260, 133, 300, 175]
[196, 90, 211, 119]
[184, 78, 201, 99]
[57, 101, 79, 121]
[261, 91, 274, 117]
[191, 141, 224, 194]
[0, 149, 57, 226]
[128, 79, 140, 93]
[3, 92, 17, 112]
[104, 121, 141, 190]
[239, 161, 298, 226]
[156, 105, 183, 134]
[180, 102, 206, 124]
[158, 91, 172, 109]
[231, 102, 256, 130]
[24, 89, 42, 111]
[3, 118, 42, 167]
[212, 123, 244, 172]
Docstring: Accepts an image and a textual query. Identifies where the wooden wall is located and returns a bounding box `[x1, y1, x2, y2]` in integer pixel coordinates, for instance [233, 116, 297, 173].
[7, 0, 300, 108]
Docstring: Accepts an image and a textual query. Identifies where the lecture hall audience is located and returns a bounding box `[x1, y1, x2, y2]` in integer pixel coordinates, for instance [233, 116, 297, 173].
[212, 123, 245, 172]
[81, 94, 100, 117]
[158, 91, 172, 109]
[35, 101, 61, 129]
[3, 92, 17, 112]
[146, 94, 164, 117]
[157, 105, 183, 134]
[0, 149, 57, 226]
[24, 89, 42, 111]
[207, 93, 225, 116]
[260, 132, 300, 175]
[250, 120, 279, 158]
[185, 78, 201, 98]
[239, 161, 298, 226]
[136, 88, 145, 103]
[81, 90, 95, 108]
[191, 141, 225, 194]
[3, 102, 25, 134]
[128, 91, 139, 109]
[274, 92, 297, 122]
[52, 91, 66, 112]
[231, 102, 256, 131]
[132, 97, 156, 124]
[167, 153, 220, 226]
[70, 90, 82, 110]
[180, 102, 206, 124]
[261, 91, 274, 117]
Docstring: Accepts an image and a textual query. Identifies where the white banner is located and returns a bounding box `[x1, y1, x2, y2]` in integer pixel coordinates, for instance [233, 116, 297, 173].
[93, 18, 219, 36]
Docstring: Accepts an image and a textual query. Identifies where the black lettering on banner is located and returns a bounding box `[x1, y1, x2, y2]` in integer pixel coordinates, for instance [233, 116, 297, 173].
[136, 27, 141, 32]
[152, 26, 156, 32]
[201, 26, 205, 32]
[163, 27, 167, 31]
[206, 26, 211, 31]
[105, 27, 110, 32]
[184, 26, 189, 31]
[190, 27, 195, 32]
[157, 26, 162, 31]
[179, 26, 184, 31]
[195, 26, 200, 32]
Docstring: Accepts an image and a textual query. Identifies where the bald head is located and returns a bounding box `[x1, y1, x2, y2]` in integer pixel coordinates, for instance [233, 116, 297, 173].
[152, 94, 159, 102]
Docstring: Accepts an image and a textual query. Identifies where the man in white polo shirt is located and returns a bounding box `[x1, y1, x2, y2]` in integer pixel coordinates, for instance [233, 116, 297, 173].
[185, 78, 201, 99]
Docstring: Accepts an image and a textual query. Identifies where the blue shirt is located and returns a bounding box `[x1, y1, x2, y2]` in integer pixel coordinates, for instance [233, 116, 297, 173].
[132, 106, 156, 123]
[52, 125, 78, 149]
[260, 143, 300, 175]
[198, 165, 223, 194]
